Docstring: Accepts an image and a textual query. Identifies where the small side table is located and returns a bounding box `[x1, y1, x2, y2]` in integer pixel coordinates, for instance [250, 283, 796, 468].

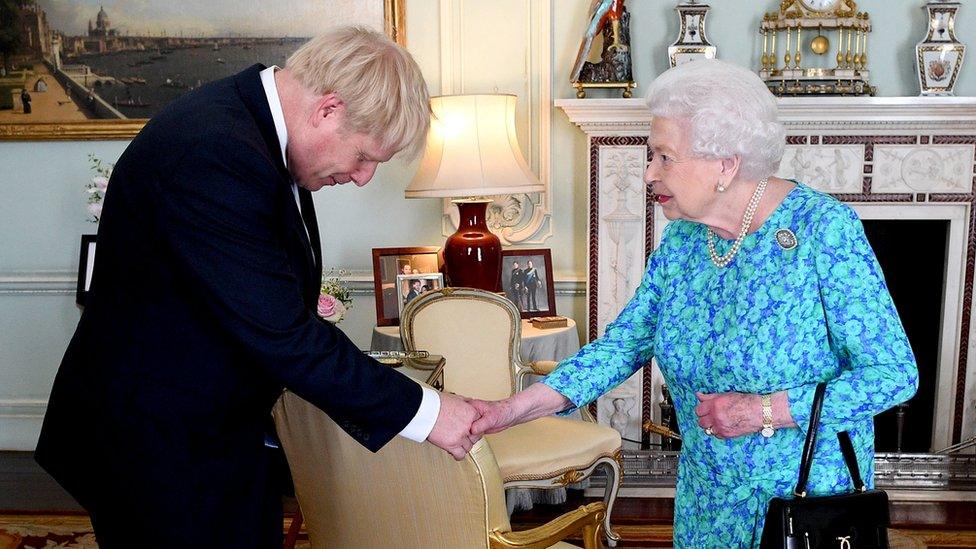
[367, 351, 445, 390]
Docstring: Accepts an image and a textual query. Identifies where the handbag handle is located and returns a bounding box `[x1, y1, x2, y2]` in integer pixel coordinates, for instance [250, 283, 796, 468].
[794, 383, 827, 497]
[793, 382, 865, 496]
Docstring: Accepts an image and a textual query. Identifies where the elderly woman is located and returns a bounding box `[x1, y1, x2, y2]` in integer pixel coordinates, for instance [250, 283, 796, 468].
[470, 59, 918, 547]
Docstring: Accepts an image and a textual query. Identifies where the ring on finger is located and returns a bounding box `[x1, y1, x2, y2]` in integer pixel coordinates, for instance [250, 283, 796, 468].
[704, 426, 714, 436]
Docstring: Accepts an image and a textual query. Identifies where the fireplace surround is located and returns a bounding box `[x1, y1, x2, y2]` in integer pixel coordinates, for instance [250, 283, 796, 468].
[556, 97, 976, 456]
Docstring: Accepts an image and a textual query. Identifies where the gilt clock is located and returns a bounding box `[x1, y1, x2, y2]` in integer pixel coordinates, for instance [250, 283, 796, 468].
[799, 0, 841, 13]
[759, 0, 874, 95]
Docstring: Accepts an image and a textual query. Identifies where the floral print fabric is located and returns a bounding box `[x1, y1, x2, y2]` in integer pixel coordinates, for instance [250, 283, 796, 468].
[543, 183, 918, 547]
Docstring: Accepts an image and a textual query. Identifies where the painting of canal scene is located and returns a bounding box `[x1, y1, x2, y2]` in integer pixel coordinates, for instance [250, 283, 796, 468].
[0, 1, 404, 139]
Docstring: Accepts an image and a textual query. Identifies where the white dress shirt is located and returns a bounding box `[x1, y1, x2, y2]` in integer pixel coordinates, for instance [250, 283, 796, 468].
[259, 66, 440, 443]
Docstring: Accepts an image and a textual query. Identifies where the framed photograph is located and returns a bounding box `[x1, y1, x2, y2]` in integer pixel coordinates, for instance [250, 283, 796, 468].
[500, 249, 556, 319]
[76, 234, 96, 305]
[396, 273, 444, 318]
[371, 246, 442, 326]
[1, 1, 406, 141]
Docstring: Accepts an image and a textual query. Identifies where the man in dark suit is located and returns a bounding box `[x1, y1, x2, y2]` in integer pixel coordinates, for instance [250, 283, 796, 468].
[524, 260, 541, 311]
[35, 27, 479, 547]
[508, 261, 525, 311]
[404, 279, 422, 305]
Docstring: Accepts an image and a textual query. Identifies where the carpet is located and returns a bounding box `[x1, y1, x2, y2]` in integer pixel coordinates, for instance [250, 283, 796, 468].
[0, 515, 308, 549]
[0, 515, 95, 549]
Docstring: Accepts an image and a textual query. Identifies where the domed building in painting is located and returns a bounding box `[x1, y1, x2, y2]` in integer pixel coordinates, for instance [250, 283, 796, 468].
[88, 6, 117, 38]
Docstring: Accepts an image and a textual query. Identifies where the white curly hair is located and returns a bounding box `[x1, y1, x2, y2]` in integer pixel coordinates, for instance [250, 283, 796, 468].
[645, 59, 785, 181]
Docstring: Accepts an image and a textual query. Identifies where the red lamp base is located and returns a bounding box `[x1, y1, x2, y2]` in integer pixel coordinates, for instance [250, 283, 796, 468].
[444, 199, 501, 292]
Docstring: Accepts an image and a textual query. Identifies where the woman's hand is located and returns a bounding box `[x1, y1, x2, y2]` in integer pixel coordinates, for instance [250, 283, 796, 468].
[469, 383, 573, 436]
[695, 391, 796, 439]
[695, 392, 763, 438]
[468, 398, 519, 435]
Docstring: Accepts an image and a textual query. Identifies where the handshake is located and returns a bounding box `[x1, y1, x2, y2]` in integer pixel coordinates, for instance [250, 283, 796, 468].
[426, 393, 511, 460]
[425, 384, 569, 460]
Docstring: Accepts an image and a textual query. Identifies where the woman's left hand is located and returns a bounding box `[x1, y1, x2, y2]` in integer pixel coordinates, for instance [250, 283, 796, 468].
[695, 392, 762, 439]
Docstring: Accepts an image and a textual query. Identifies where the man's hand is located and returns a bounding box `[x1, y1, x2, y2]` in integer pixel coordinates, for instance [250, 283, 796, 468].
[427, 393, 482, 460]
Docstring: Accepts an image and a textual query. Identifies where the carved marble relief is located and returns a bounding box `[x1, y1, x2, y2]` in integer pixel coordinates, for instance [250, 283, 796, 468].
[599, 388, 641, 450]
[777, 145, 864, 193]
[597, 146, 646, 333]
[873, 145, 975, 193]
[595, 145, 647, 440]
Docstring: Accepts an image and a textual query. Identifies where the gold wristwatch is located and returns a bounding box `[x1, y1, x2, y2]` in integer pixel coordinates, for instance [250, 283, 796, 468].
[761, 394, 775, 438]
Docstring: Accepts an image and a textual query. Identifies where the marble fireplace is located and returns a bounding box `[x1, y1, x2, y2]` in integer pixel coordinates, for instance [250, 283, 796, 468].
[556, 96, 976, 456]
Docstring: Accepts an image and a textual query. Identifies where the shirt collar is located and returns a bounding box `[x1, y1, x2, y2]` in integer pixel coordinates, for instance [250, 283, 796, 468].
[259, 65, 288, 169]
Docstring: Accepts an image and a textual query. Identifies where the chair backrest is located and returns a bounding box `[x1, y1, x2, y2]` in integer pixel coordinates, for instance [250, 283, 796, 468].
[400, 288, 521, 401]
[272, 391, 512, 549]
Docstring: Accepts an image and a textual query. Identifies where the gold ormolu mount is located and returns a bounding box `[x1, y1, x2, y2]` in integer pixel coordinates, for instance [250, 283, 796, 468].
[643, 420, 682, 441]
[759, 0, 876, 96]
[572, 80, 637, 99]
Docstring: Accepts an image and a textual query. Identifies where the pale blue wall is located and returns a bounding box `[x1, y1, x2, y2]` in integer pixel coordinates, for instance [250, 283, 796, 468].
[1, 0, 972, 449]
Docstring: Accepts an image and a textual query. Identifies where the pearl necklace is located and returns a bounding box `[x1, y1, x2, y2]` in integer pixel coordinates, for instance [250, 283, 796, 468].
[706, 177, 768, 268]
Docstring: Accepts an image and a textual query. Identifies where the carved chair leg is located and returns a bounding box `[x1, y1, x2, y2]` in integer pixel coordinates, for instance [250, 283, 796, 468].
[582, 513, 607, 549]
[598, 457, 621, 546]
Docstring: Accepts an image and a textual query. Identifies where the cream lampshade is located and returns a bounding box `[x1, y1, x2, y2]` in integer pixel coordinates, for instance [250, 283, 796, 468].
[406, 94, 543, 291]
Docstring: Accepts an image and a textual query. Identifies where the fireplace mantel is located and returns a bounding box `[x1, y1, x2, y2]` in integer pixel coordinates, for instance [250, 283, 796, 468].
[556, 96, 976, 133]
[557, 96, 976, 452]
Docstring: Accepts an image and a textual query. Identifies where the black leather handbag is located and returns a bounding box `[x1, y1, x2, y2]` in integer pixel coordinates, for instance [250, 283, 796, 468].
[759, 383, 890, 549]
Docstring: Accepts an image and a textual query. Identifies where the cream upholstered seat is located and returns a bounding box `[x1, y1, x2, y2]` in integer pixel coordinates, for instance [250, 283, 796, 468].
[272, 391, 606, 549]
[485, 416, 620, 482]
[399, 288, 622, 544]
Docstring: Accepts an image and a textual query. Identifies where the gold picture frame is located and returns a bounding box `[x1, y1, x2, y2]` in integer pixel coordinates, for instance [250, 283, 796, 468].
[1, 1, 406, 141]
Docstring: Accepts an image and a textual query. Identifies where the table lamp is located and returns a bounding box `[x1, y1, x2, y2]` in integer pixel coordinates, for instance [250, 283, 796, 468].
[406, 94, 543, 292]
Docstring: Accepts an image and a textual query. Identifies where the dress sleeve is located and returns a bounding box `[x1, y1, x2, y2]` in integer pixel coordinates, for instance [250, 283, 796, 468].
[787, 204, 918, 432]
[542, 225, 672, 409]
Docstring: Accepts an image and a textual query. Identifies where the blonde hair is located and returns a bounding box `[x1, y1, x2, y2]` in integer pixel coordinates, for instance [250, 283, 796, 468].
[286, 26, 431, 158]
[645, 59, 785, 180]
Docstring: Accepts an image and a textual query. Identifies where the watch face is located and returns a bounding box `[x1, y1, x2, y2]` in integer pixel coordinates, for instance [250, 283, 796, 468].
[761, 426, 775, 438]
[800, 0, 840, 13]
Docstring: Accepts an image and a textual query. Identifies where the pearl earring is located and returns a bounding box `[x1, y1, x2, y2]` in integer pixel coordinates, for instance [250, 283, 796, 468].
[716, 181, 726, 192]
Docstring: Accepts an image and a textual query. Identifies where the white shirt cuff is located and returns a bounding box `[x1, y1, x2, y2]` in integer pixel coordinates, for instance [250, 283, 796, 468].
[398, 384, 441, 442]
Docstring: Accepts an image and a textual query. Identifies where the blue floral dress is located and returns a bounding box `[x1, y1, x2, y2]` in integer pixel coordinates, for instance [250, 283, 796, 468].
[543, 183, 918, 548]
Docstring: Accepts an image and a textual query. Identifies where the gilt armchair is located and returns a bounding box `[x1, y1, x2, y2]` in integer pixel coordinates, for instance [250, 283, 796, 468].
[399, 288, 622, 544]
[272, 390, 606, 549]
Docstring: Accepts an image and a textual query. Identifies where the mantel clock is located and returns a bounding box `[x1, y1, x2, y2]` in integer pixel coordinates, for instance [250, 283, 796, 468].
[760, 0, 875, 95]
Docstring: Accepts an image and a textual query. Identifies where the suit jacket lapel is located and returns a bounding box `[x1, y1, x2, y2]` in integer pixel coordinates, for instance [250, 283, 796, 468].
[235, 64, 320, 303]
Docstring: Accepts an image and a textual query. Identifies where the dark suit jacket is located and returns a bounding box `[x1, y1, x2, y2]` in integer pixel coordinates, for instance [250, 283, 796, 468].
[35, 64, 422, 547]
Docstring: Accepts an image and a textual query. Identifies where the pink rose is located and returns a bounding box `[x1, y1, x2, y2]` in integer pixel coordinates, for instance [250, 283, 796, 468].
[317, 293, 346, 323]
[92, 175, 109, 192]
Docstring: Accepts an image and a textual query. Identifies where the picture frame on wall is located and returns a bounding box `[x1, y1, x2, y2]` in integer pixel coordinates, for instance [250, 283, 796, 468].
[76, 234, 96, 305]
[396, 273, 444, 319]
[371, 246, 442, 326]
[2, 1, 405, 141]
[500, 248, 556, 319]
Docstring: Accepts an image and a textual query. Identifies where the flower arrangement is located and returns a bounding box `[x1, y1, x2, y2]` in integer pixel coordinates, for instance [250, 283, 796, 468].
[86, 154, 113, 222]
[318, 268, 353, 323]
